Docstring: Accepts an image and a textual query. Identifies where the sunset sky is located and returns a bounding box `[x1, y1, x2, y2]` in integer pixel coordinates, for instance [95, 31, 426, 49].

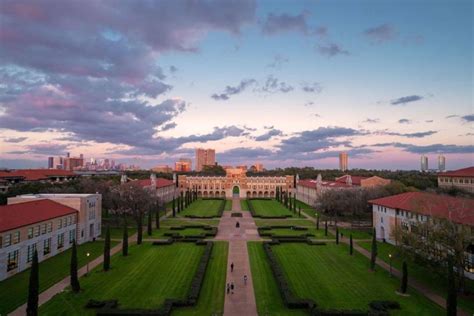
[0, 0, 473, 170]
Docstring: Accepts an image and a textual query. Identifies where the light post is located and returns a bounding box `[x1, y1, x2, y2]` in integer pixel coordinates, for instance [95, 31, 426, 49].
[86, 252, 90, 276]
[389, 254, 392, 277]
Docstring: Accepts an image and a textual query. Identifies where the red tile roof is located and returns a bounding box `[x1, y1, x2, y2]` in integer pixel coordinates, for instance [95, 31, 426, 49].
[133, 178, 174, 189]
[335, 175, 368, 186]
[0, 169, 76, 181]
[298, 179, 351, 189]
[438, 166, 474, 178]
[0, 199, 77, 233]
[369, 192, 474, 226]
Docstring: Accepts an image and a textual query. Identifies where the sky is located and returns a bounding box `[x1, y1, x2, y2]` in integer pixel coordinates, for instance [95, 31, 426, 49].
[0, 0, 473, 171]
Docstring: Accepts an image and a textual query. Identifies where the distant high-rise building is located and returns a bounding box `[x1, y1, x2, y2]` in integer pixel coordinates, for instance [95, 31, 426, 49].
[195, 148, 216, 172]
[420, 155, 429, 172]
[175, 158, 192, 172]
[254, 163, 264, 172]
[339, 152, 348, 172]
[438, 155, 446, 172]
[48, 157, 54, 169]
[152, 165, 173, 173]
[63, 154, 84, 171]
[48, 156, 63, 169]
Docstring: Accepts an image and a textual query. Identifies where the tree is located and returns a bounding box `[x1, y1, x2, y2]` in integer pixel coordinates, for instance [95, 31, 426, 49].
[70, 240, 80, 293]
[27, 250, 39, 316]
[400, 261, 408, 294]
[155, 203, 161, 229]
[172, 198, 176, 217]
[293, 197, 297, 212]
[336, 227, 339, 244]
[137, 212, 143, 244]
[370, 228, 377, 271]
[324, 221, 328, 236]
[104, 225, 111, 271]
[122, 218, 128, 256]
[316, 214, 320, 230]
[349, 234, 353, 255]
[276, 187, 279, 201]
[147, 210, 152, 236]
[447, 257, 457, 316]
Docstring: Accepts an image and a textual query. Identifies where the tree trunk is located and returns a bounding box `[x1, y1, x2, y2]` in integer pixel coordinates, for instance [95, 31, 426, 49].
[103, 225, 111, 271]
[447, 257, 457, 316]
[70, 241, 80, 292]
[27, 250, 39, 316]
[122, 218, 128, 256]
[137, 214, 143, 245]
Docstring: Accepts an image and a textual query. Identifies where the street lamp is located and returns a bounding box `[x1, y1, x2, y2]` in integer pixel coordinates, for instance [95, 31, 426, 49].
[86, 252, 90, 276]
[389, 254, 392, 277]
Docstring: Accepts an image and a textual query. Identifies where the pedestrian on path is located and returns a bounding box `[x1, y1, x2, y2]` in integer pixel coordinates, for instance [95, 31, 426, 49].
[230, 262, 234, 272]
[244, 274, 247, 285]
[231, 282, 234, 294]
[226, 283, 230, 295]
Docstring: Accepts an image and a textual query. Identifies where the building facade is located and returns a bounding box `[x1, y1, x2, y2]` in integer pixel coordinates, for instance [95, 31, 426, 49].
[175, 158, 192, 172]
[339, 152, 348, 171]
[123, 174, 176, 203]
[0, 200, 79, 281]
[178, 168, 294, 198]
[195, 148, 216, 172]
[420, 155, 428, 172]
[8, 193, 102, 245]
[438, 166, 474, 193]
[0, 169, 78, 192]
[438, 155, 446, 172]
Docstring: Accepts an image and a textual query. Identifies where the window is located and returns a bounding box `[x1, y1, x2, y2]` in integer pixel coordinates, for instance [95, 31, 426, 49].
[27, 243, 37, 263]
[396, 210, 400, 216]
[28, 227, 33, 239]
[69, 229, 76, 244]
[58, 219, 62, 229]
[4, 234, 11, 247]
[47, 222, 52, 233]
[67, 216, 72, 226]
[43, 238, 51, 255]
[57, 233, 64, 249]
[34, 225, 40, 237]
[41, 223, 46, 234]
[7, 250, 19, 271]
[381, 217, 383, 223]
[72, 216, 76, 224]
[13, 231, 20, 244]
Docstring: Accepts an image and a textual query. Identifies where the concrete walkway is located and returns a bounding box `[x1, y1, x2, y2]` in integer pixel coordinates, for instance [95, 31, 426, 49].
[215, 198, 259, 316]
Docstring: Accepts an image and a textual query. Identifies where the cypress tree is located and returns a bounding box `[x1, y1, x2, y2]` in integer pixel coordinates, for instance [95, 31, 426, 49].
[155, 207, 160, 229]
[177, 196, 181, 213]
[70, 240, 80, 293]
[26, 249, 39, 316]
[349, 234, 353, 255]
[122, 218, 128, 256]
[316, 215, 320, 230]
[400, 261, 408, 293]
[324, 221, 328, 236]
[336, 227, 339, 244]
[180, 192, 184, 210]
[137, 213, 143, 245]
[276, 187, 279, 200]
[370, 228, 377, 271]
[446, 257, 457, 316]
[298, 206, 301, 217]
[104, 225, 111, 271]
[147, 210, 152, 236]
[172, 198, 176, 216]
[293, 197, 297, 212]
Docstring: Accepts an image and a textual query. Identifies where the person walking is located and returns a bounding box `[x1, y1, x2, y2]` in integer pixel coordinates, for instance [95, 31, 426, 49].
[226, 283, 230, 295]
[230, 282, 234, 294]
[243, 274, 247, 285]
[230, 262, 234, 272]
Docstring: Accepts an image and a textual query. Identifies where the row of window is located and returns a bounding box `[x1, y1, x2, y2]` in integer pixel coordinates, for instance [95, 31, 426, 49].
[6, 230, 76, 272]
[439, 177, 474, 184]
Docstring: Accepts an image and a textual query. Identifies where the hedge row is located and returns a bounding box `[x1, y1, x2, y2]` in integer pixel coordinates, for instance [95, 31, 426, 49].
[231, 212, 243, 217]
[164, 226, 218, 239]
[96, 242, 214, 316]
[247, 199, 292, 219]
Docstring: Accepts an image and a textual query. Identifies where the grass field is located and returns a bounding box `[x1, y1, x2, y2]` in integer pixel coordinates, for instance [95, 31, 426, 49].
[337, 227, 372, 240]
[179, 199, 223, 217]
[358, 241, 474, 313]
[162, 218, 220, 226]
[146, 226, 216, 239]
[0, 241, 117, 315]
[254, 219, 314, 227]
[103, 227, 137, 239]
[249, 199, 300, 218]
[224, 199, 232, 211]
[40, 243, 205, 315]
[260, 227, 333, 239]
[240, 199, 249, 211]
[172, 242, 228, 315]
[270, 243, 443, 315]
[248, 242, 308, 315]
[295, 199, 318, 217]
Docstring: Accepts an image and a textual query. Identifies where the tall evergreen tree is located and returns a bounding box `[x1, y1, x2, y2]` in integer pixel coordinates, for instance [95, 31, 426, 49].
[349, 234, 353, 255]
[316, 214, 320, 230]
[370, 228, 377, 271]
[122, 218, 128, 256]
[137, 213, 143, 244]
[400, 261, 408, 293]
[70, 240, 80, 292]
[276, 187, 279, 200]
[104, 225, 111, 270]
[172, 197, 176, 216]
[27, 250, 39, 316]
[336, 227, 339, 244]
[293, 197, 297, 212]
[155, 206, 160, 229]
[446, 257, 457, 316]
[177, 196, 181, 212]
[147, 210, 153, 236]
[298, 206, 301, 217]
[324, 221, 328, 236]
[180, 192, 184, 210]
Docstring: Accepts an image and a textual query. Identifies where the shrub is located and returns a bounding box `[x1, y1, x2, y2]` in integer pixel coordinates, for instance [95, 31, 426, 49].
[369, 300, 400, 311]
[231, 212, 243, 217]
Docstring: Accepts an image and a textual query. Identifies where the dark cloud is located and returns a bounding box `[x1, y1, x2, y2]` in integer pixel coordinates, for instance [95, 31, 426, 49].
[219, 147, 273, 162]
[3, 137, 28, 143]
[161, 122, 177, 131]
[301, 82, 322, 93]
[364, 24, 397, 43]
[262, 12, 310, 35]
[363, 118, 379, 124]
[461, 114, 474, 122]
[314, 26, 328, 37]
[255, 129, 283, 141]
[398, 119, 412, 124]
[372, 142, 474, 154]
[211, 79, 256, 100]
[264, 125, 274, 130]
[381, 130, 438, 138]
[260, 75, 293, 93]
[317, 43, 349, 57]
[446, 114, 459, 119]
[390, 95, 423, 105]
[169, 65, 178, 73]
[7, 143, 70, 155]
[266, 54, 289, 69]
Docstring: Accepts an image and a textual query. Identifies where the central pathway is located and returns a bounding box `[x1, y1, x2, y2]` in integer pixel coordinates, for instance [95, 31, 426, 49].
[214, 197, 260, 316]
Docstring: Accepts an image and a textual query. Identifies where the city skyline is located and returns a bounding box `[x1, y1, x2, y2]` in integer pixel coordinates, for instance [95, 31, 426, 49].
[0, 0, 473, 170]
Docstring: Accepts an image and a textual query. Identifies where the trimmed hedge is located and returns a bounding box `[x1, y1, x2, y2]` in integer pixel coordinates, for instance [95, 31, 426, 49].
[163, 226, 217, 239]
[257, 226, 312, 238]
[231, 212, 243, 217]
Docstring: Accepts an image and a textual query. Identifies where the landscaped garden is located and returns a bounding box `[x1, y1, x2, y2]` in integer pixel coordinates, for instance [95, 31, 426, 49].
[39, 242, 212, 315]
[249, 242, 444, 315]
[254, 218, 314, 227]
[258, 226, 333, 239]
[248, 199, 301, 218]
[224, 199, 232, 211]
[179, 198, 225, 218]
[0, 241, 117, 315]
[337, 227, 373, 240]
[358, 241, 474, 313]
[146, 224, 218, 239]
[240, 199, 249, 211]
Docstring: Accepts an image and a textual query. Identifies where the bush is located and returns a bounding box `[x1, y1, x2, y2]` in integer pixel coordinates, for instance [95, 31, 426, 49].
[231, 212, 243, 217]
[85, 299, 118, 309]
[369, 300, 400, 311]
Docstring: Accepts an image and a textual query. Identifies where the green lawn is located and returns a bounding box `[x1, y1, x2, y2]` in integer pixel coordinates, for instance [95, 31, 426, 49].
[338, 227, 373, 240]
[249, 199, 301, 218]
[172, 242, 228, 315]
[240, 199, 249, 211]
[40, 243, 205, 315]
[260, 227, 333, 239]
[254, 219, 314, 227]
[179, 199, 223, 217]
[0, 241, 117, 315]
[295, 199, 318, 217]
[103, 227, 137, 239]
[146, 226, 215, 239]
[271, 243, 443, 315]
[224, 199, 232, 211]
[358, 241, 474, 313]
[248, 242, 308, 316]
[162, 218, 221, 226]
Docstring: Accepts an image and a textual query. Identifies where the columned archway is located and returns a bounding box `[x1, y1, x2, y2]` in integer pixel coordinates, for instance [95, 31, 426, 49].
[232, 186, 240, 198]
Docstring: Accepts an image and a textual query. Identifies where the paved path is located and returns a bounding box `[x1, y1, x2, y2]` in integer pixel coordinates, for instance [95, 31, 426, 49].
[215, 198, 259, 316]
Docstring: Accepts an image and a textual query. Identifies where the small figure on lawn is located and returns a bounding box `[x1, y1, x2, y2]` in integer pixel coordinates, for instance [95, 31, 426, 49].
[244, 275, 248, 285]
[226, 283, 230, 295]
[236, 221, 240, 228]
[231, 282, 235, 294]
[230, 262, 234, 272]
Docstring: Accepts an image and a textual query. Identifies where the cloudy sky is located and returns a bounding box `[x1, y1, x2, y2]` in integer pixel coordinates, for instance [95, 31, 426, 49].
[0, 0, 473, 170]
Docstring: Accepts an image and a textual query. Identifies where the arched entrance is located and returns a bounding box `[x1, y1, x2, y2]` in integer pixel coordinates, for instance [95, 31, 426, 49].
[232, 186, 240, 198]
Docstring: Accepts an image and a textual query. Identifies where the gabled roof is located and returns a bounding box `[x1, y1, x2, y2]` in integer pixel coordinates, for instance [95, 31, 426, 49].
[133, 178, 174, 189]
[438, 166, 474, 178]
[335, 175, 368, 186]
[298, 179, 351, 189]
[369, 192, 474, 226]
[0, 199, 77, 233]
[0, 169, 76, 181]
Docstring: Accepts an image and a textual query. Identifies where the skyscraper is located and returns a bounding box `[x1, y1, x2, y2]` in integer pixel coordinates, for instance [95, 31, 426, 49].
[438, 155, 446, 172]
[195, 148, 216, 172]
[175, 158, 192, 172]
[420, 155, 428, 172]
[339, 152, 348, 172]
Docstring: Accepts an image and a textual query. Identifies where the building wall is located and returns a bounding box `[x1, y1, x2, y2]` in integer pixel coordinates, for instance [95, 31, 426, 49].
[438, 176, 474, 193]
[0, 213, 77, 281]
[156, 185, 176, 203]
[296, 185, 319, 206]
[361, 176, 391, 187]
